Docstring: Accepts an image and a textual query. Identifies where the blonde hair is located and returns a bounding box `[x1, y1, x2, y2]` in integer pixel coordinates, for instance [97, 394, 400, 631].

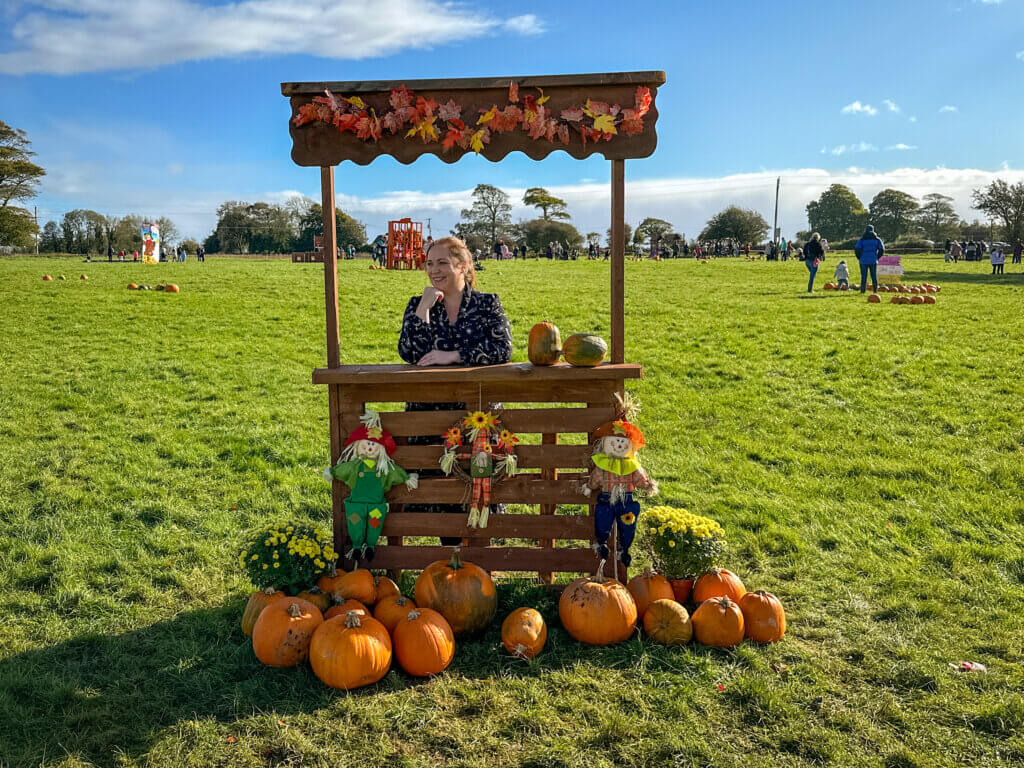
[426, 236, 476, 289]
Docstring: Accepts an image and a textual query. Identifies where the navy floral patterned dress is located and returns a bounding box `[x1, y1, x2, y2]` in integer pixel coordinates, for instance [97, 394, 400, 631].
[398, 287, 513, 544]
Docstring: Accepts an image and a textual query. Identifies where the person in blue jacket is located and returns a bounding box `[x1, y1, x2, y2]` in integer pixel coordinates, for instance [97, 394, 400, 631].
[854, 225, 884, 293]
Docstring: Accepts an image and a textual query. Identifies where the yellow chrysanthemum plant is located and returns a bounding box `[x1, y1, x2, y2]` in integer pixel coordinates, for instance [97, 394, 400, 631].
[238, 521, 337, 592]
[642, 506, 727, 580]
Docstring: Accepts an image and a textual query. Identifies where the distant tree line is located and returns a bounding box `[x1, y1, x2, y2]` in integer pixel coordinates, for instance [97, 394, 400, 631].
[202, 197, 366, 254]
[39, 211, 179, 254]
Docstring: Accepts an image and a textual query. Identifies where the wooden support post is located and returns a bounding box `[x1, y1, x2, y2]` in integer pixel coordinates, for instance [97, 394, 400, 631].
[538, 432, 558, 585]
[610, 159, 625, 364]
[321, 166, 344, 558]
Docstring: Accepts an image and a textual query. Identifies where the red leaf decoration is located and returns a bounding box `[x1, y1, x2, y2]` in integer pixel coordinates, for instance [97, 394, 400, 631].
[635, 86, 652, 117]
[293, 102, 319, 126]
[560, 107, 584, 122]
[438, 99, 461, 121]
[620, 116, 644, 136]
[389, 85, 414, 110]
[556, 124, 570, 145]
[381, 110, 403, 135]
[509, 81, 519, 103]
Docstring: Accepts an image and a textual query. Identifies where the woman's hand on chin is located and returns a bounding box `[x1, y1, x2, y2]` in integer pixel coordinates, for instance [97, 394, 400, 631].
[415, 286, 444, 321]
[417, 350, 461, 366]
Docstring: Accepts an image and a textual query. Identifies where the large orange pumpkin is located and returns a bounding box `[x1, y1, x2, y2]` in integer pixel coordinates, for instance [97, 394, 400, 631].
[501, 607, 548, 659]
[558, 570, 637, 646]
[393, 608, 455, 676]
[164, 283, 180, 293]
[241, 587, 287, 637]
[373, 576, 401, 604]
[670, 578, 693, 603]
[325, 599, 369, 620]
[739, 590, 786, 643]
[318, 566, 376, 605]
[374, 595, 418, 632]
[627, 569, 674, 618]
[643, 599, 693, 646]
[414, 549, 496, 636]
[310, 611, 392, 689]
[692, 568, 746, 604]
[691, 596, 744, 648]
[252, 597, 323, 667]
[867, 294, 881, 303]
[295, 587, 331, 613]
[528, 322, 562, 366]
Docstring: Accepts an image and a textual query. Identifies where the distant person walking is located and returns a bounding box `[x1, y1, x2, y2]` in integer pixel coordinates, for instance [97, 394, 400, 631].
[1013, 240, 1023, 265]
[197, 244, 205, 262]
[950, 240, 962, 262]
[854, 225, 884, 293]
[803, 232, 825, 292]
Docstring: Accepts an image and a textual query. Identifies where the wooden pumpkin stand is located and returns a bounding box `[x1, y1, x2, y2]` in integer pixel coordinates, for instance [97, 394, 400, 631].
[281, 71, 665, 586]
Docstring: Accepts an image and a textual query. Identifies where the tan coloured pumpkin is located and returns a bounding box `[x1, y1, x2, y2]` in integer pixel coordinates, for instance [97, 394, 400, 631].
[373, 576, 401, 604]
[241, 587, 287, 637]
[310, 611, 392, 689]
[626, 569, 675, 618]
[558, 567, 637, 646]
[393, 608, 455, 677]
[643, 599, 693, 645]
[252, 597, 323, 667]
[295, 587, 331, 613]
[692, 568, 746, 604]
[325, 599, 369, 620]
[528, 322, 562, 366]
[318, 566, 376, 605]
[501, 607, 547, 659]
[414, 548, 496, 636]
[691, 596, 744, 648]
[738, 590, 786, 643]
[374, 595, 418, 633]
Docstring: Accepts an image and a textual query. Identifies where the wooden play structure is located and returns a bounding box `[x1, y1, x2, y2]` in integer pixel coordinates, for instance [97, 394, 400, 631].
[281, 71, 665, 583]
[387, 218, 425, 269]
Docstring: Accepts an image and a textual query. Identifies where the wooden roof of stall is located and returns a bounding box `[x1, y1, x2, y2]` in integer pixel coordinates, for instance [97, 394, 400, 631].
[281, 71, 665, 167]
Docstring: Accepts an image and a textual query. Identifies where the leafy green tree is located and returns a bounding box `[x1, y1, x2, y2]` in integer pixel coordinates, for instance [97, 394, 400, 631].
[699, 206, 768, 244]
[39, 220, 61, 252]
[916, 193, 961, 242]
[868, 189, 919, 241]
[293, 202, 367, 252]
[522, 187, 570, 221]
[459, 184, 513, 245]
[605, 223, 633, 249]
[0, 121, 45, 207]
[113, 215, 145, 252]
[59, 209, 106, 254]
[806, 184, 868, 241]
[971, 179, 1024, 243]
[634, 218, 674, 248]
[0, 205, 37, 247]
[521, 218, 583, 253]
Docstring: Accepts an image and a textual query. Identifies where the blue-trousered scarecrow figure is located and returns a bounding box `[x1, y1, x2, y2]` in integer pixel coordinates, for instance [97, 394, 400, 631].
[323, 411, 418, 562]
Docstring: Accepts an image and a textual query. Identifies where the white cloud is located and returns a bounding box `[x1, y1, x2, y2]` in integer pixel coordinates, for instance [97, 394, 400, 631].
[939, 105, 959, 113]
[882, 99, 901, 113]
[828, 142, 877, 156]
[0, 0, 543, 75]
[1017, 51, 1024, 60]
[841, 101, 878, 116]
[886, 143, 917, 151]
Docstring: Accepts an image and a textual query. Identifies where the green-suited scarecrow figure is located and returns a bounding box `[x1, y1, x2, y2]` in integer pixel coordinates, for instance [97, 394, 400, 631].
[323, 411, 418, 562]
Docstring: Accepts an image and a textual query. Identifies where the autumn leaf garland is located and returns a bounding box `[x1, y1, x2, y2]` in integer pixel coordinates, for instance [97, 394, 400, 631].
[293, 81, 653, 154]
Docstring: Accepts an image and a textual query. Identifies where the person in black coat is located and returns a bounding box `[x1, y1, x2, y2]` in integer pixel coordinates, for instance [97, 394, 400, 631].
[803, 232, 825, 292]
[398, 236, 513, 546]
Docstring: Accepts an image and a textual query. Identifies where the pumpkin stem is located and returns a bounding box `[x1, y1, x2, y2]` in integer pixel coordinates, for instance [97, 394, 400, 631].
[396, 597, 408, 606]
[344, 610, 362, 628]
[448, 547, 464, 571]
[263, 587, 277, 596]
[593, 559, 607, 583]
[407, 610, 421, 620]
[287, 603, 302, 618]
[328, 561, 338, 578]
[642, 567, 654, 578]
[309, 586, 323, 595]
[513, 643, 528, 659]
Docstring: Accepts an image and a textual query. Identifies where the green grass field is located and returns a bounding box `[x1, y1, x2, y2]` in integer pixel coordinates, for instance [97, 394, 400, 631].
[1, 254, 1023, 768]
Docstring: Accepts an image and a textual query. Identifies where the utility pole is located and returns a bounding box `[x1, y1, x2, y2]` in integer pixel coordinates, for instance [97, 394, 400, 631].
[425, 217, 432, 239]
[772, 177, 780, 245]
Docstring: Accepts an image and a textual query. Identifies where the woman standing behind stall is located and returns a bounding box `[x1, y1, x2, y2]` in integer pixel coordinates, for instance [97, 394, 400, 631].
[398, 236, 513, 546]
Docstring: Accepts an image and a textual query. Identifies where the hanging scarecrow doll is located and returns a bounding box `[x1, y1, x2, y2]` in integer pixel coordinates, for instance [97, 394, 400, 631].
[323, 411, 418, 562]
[580, 419, 658, 567]
[440, 411, 518, 529]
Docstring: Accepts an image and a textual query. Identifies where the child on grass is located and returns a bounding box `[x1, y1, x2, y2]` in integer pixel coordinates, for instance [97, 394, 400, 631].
[991, 246, 1005, 275]
[834, 259, 850, 289]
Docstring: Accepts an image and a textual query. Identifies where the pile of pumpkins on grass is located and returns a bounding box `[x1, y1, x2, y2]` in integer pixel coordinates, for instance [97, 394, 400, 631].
[822, 281, 941, 305]
[242, 550, 786, 691]
[128, 282, 179, 293]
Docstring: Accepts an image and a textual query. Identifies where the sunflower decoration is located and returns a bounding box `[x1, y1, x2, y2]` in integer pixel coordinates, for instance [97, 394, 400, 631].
[440, 410, 518, 529]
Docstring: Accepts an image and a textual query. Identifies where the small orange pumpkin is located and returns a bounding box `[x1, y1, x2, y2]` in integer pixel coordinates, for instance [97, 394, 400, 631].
[43, 275, 53, 281]
[241, 587, 287, 637]
[643, 599, 693, 645]
[164, 283, 180, 293]
[910, 295, 925, 304]
[319, 566, 376, 605]
[252, 597, 323, 667]
[310, 611, 392, 689]
[867, 293, 881, 303]
[501, 607, 548, 659]
[691, 596, 744, 648]
[739, 590, 786, 643]
[374, 595, 418, 632]
[558, 567, 637, 646]
[414, 548, 496, 636]
[393, 608, 455, 677]
[80, 274, 88, 280]
[127, 283, 138, 290]
[373, 575, 401, 604]
[627, 569, 675, 618]
[923, 295, 936, 304]
[295, 586, 331, 613]
[325, 599, 369, 620]
[692, 568, 746, 604]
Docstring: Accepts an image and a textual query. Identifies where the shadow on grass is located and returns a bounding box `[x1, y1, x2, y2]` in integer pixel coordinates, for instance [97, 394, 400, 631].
[0, 581, 729, 766]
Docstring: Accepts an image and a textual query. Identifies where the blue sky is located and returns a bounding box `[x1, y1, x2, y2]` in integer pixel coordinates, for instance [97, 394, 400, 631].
[2, 0, 1022, 241]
